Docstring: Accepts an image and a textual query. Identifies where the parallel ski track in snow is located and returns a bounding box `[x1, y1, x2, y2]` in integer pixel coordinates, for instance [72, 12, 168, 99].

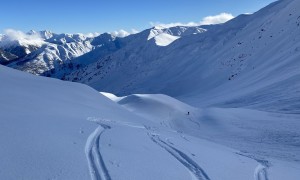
[85, 125, 111, 180]
[236, 153, 269, 180]
[148, 133, 211, 180]
[254, 160, 269, 180]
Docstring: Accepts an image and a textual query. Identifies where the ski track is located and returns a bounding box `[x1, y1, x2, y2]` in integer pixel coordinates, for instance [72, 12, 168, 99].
[254, 159, 269, 180]
[254, 164, 269, 180]
[148, 133, 211, 180]
[85, 125, 112, 180]
[236, 153, 270, 180]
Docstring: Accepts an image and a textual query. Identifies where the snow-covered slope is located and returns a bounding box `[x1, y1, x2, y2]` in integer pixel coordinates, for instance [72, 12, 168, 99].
[102, 92, 300, 180]
[64, 25, 207, 83]
[0, 65, 144, 179]
[2, 26, 205, 78]
[104, 93, 300, 161]
[66, 0, 300, 114]
[1, 65, 300, 179]
[2, 0, 300, 178]
[101, 93, 197, 125]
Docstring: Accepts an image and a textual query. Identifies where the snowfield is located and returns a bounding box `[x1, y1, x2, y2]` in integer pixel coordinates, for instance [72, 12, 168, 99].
[1, 0, 300, 179]
[0, 65, 144, 179]
[103, 93, 300, 179]
[1, 64, 299, 179]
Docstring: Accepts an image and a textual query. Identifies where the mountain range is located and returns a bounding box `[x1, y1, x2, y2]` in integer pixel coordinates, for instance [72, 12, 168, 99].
[2, 0, 299, 114]
[1, 0, 300, 179]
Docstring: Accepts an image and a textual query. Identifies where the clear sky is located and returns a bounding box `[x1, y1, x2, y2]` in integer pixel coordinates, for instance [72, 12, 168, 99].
[0, 0, 276, 34]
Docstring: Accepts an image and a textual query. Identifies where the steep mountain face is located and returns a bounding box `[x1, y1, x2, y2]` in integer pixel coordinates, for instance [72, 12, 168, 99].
[64, 25, 207, 83]
[65, 0, 300, 113]
[28, 30, 54, 40]
[0, 33, 42, 63]
[0, 48, 18, 64]
[68, 33, 125, 68]
[1, 0, 298, 114]
[1, 26, 205, 78]
[4, 32, 94, 76]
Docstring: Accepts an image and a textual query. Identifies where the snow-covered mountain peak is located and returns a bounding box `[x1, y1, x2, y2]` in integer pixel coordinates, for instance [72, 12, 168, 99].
[0, 29, 45, 49]
[148, 26, 206, 46]
[27, 30, 54, 40]
[46, 33, 89, 45]
[147, 28, 164, 40]
[0, 30, 45, 62]
[149, 32, 180, 46]
[91, 33, 116, 46]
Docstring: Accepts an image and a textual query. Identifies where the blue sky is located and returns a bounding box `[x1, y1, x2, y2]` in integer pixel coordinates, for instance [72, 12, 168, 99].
[1, 0, 276, 34]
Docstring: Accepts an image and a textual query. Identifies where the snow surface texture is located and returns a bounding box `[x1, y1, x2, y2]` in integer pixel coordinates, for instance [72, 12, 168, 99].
[0, 65, 148, 179]
[103, 92, 300, 180]
[103, 93, 300, 161]
[1, 64, 299, 179]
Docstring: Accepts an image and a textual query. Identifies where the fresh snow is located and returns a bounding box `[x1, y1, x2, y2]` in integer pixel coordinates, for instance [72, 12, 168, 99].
[0, 65, 144, 179]
[1, 0, 300, 179]
[103, 93, 300, 180]
[2, 66, 299, 179]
